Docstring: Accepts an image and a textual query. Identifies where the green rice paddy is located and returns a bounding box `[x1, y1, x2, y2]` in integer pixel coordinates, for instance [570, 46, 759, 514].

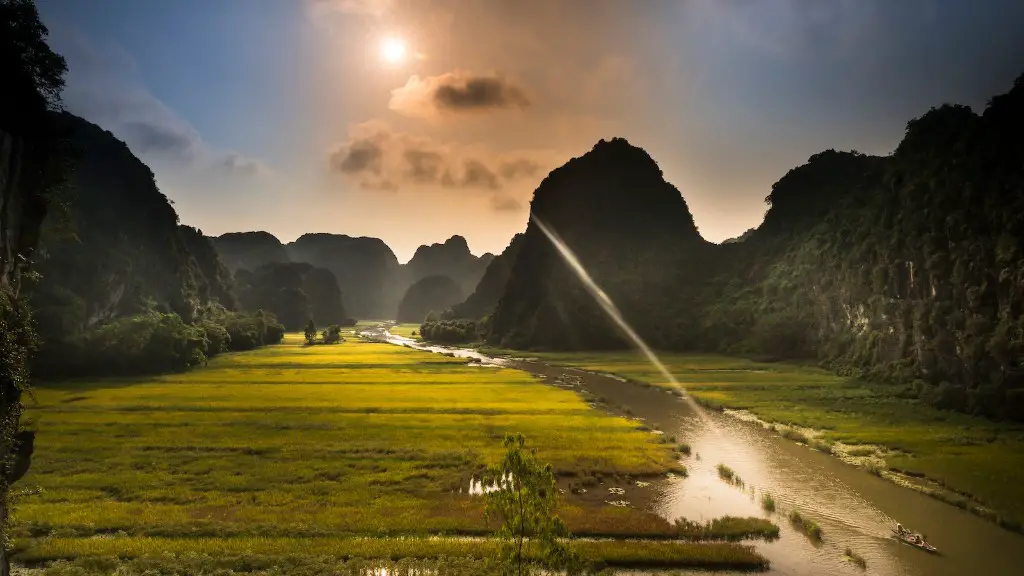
[11, 335, 767, 571]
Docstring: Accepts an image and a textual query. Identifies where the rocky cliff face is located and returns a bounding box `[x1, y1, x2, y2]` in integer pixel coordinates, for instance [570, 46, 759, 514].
[403, 235, 493, 297]
[488, 137, 710, 350]
[211, 231, 290, 274]
[286, 233, 402, 319]
[179, 225, 238, 311]
[699, 75, 1024, 420]
[450, 233, 524, 320]
[31, 113, 206, 334]
[397, 274, 463, 324]
[235, 261, 348, 330]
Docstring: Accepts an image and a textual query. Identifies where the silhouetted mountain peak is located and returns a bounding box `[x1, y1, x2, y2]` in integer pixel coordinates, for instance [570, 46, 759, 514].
[444, 235, 470, 252]
[527, 137, 699, 242]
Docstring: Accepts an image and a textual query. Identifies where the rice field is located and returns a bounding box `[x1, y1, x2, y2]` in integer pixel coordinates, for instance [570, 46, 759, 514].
[10, 334, 766, 571]
[506, 350, 1024, 531]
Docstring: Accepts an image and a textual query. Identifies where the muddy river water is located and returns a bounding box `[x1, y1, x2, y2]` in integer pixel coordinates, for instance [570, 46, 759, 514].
[371, 329, 1024, 576]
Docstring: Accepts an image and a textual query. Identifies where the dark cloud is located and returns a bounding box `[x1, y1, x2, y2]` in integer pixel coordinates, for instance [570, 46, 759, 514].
[461, 159, 501, 189]
[490, 195, 522, 212]
[499, 158, 542, 180]
[331, 122, 549, 198]
[434, 75, 530, 111]
[119, 120, 197, 159]
[390, 71, 530, 119]
[331, 136, 385, 175]
[222, 151, 264, 175]
[361, 178, 398, 191]
[403, 148, 445, 183]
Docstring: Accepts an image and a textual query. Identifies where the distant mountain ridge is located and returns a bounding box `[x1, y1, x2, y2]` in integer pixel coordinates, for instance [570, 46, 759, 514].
[285, 233, 402, 319]
[209, 230, 495, 320]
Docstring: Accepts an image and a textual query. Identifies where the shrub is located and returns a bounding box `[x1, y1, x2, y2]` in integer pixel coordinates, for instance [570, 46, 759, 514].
[845, 547, 867, 569]
[789, 510, 823, 541]
[419, 319, 482, 344]
[34, 306, 285, 378]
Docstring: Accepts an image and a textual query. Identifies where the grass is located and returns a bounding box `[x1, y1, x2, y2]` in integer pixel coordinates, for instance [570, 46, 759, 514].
[16, 536, 768, 571]
[789, 510, 823, 541]
[716, 464, 735, 482]
[388, 323, 421, 339]
[844, 546, 867, 569]
[716, 464, 743, 487]
[12, 334, 765, 571]
[674, 517, 779, 542]
[760, 493, 776, 513]
[502, 349, 1024, 530]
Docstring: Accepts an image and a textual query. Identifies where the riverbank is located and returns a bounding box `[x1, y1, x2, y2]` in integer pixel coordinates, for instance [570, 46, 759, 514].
[472, 348, 1024, 533]
[12, 333, 771, 572]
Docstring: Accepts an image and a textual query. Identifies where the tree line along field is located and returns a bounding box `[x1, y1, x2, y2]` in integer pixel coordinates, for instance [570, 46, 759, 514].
[10, 334, 769, 573]
[505, 350, 1024, 531]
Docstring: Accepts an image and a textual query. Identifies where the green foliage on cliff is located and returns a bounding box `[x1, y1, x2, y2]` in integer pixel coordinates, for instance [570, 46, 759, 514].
[235, 262, 350, 331]
[488, 138, 711, 351]
[285, 233, 402, 319]
[489, 77, 1024, 421]
[703, 76, 1024, 419]
[450, 233, 524, 320]
[397, 274, 463, 324]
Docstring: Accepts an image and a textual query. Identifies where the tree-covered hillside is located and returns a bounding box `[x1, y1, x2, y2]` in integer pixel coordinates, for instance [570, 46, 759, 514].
[212, 231, 290, 273]
[704, 75, 1024, 419]
[286, 233, 402, 319]
[488, 137, 712, 350]
[450, 233, 524, 320]
[404, 235, 493, 297]
[24, 113, 285, 378]
[236, 262, 350, 331]
[30, 113, 204, 335]
[486, 75, 1024, 420]
[397, 274, 463, 324]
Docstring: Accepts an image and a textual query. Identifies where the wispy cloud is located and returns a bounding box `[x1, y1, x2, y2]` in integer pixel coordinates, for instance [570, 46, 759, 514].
[48, 24, 267, 177]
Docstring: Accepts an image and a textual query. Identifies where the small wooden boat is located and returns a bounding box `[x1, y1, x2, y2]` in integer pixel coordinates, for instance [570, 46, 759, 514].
[892, 528, 939, 554]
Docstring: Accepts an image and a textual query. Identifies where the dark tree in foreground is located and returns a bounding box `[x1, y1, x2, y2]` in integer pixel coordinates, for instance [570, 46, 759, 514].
[0, 1, 69, 574]
[484, 434, 582, 576]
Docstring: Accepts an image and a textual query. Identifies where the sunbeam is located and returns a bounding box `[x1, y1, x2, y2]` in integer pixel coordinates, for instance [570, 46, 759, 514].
[530, 213, 715, 426]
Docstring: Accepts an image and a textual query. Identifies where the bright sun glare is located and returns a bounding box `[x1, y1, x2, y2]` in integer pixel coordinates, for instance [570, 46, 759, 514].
[380, 37, 406, 64]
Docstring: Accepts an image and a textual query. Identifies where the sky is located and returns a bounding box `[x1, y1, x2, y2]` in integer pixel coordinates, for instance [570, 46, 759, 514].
[36, 0, 1024, 262]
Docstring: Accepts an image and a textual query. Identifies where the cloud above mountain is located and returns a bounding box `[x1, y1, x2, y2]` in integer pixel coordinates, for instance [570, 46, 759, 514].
[389, 71, 531, 119]
[328, 121, 547, 211]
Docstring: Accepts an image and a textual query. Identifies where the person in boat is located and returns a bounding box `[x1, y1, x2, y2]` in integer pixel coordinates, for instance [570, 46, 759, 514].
[896, 523, 906, 535]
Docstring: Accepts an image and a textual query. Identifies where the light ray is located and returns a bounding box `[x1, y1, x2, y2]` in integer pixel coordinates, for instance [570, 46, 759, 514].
[530, 213, 715, 426]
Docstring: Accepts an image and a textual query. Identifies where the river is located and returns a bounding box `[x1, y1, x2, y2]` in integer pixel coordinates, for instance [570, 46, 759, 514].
[367, 328, 1024, 576]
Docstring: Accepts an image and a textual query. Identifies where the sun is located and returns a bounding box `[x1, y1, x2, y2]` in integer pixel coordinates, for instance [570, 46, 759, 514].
[380, 37, 406, 64]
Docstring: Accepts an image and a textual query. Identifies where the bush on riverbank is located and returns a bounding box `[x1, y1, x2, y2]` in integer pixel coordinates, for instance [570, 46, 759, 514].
[789, 511, 823, 541]
[674, 516, 780, 542]
[419, 319, 483, 344]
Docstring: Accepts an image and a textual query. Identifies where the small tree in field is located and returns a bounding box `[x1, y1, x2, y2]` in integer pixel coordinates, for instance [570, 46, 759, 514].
[303, 319, 317, 345]
[322, 325, 342, 344]
[484, 433, 581, 576]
